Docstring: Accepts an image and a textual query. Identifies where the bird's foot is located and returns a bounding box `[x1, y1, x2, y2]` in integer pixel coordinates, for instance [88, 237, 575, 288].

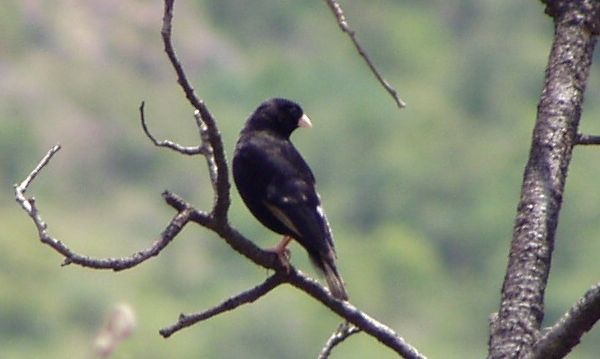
[266, 247, 291, 272]
[267, 236, 293, 273]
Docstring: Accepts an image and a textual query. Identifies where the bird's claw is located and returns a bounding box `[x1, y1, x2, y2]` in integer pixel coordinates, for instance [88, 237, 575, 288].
[266, 246, 292, 273]
[265, 235, 293, 273]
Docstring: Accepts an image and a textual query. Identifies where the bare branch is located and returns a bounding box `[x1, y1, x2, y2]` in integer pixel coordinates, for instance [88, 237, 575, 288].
[14, 145, 190, 271]
[193, 109, 219, 192]
[15, 144, 61, 213]
[286, 270, 426, 359]
[488, 2, 600, 357]
[60, 207, 190, 270]
[140, 101, 205, 155]
[139, 101, 220, 190]
[575, 133, 600, 145]
[318, 322, 360, 359]
[162, 190, 283, 270]
[323, 0, 406, 109]
[16, 2, 425, 357]
[151, 2, 424, 356]
[161, 194, 425, 357]
[160, 274, 285, 338]
[528, 282, 600, 359]
[161, 0, 230, 222]
[16, 148, 424, 357]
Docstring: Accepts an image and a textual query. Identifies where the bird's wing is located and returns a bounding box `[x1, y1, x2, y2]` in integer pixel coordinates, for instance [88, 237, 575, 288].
[264, 175, 335, 256]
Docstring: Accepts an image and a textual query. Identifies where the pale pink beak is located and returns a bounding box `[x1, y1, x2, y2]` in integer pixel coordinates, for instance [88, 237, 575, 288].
[298, 114, 313, 128]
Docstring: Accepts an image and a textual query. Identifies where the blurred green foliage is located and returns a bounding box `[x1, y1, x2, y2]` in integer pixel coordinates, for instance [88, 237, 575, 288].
[1, 0, 600, 358]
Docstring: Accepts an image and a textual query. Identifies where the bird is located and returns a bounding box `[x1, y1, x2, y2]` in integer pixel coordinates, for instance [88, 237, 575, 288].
[232, 98, 348, 300]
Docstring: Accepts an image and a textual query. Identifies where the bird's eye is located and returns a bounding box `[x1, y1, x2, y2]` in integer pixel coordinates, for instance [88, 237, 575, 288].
[287, 105, 302, 120]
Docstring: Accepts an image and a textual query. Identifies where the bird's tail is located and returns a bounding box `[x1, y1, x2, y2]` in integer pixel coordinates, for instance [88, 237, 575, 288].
[310, 252, 348, 301]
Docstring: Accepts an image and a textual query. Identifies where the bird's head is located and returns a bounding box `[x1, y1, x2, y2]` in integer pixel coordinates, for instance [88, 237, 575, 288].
[247, 98, 312, 138]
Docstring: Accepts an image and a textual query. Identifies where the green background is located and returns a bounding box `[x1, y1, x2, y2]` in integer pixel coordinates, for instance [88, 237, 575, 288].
[2, 1, 600, 358]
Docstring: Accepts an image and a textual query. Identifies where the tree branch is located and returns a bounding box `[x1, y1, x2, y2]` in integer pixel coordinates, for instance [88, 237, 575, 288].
[161, 0, 230, 223]
[286, 269, 425, 359]
[575, 133, 600, 145]
[488, 1, 600, 358]
[323, 0, 406, 109]
[140, 101, 205, 155]
[14, 146, 192, 271]
[528, 282, 600, 359]
[318, 322, 360, 359]
[140, 101, 219, 188]
[15, 1, 426, 357]
[161, 193, 426, 357]
[15, 144, 62, 213]
[155, 2, 426, 353]
[160, 274, 285, 338]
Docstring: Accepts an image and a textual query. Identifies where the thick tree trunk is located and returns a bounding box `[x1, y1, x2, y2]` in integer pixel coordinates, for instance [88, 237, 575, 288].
[488, 1, 599, 358]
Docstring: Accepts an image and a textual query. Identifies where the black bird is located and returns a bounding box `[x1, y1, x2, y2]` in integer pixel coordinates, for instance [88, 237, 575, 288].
[233, 98, 348, 300]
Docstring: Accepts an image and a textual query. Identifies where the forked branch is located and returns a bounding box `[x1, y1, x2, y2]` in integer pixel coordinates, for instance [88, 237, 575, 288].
[14, 1, 425, 358]
[488, 1, 600, 358]
[14, 145, 189, 271]
[529, 282, 600, 359]
[319, 322, 361, 359]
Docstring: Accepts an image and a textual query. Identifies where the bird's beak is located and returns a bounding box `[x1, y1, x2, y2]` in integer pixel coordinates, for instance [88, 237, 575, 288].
[298, 114, 313, 128]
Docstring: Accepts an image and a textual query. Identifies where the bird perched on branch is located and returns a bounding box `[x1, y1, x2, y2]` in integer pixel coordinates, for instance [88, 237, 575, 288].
[233, 98, 348, 300]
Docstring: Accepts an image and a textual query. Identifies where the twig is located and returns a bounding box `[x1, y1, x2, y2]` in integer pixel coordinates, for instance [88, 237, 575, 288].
[140, 101, 206, 155]
[15, 144, 61, 213]
[323, 0, 406, 108]
[575, 133, 600, 145]
[528, 282, 600, 359]
[59, 207, 190, 270]
[287, 269, 426, 359]
[14, 145, 191, 270]
[193, 109, 219, 190]
[160, 274, 285, 338]
[140, 102, 219, 190]
[161, 0, 230, 222]
[318, 322, 360, 359]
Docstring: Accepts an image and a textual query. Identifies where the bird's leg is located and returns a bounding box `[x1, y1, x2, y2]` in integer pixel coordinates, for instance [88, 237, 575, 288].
[266, 235, 293, 272]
